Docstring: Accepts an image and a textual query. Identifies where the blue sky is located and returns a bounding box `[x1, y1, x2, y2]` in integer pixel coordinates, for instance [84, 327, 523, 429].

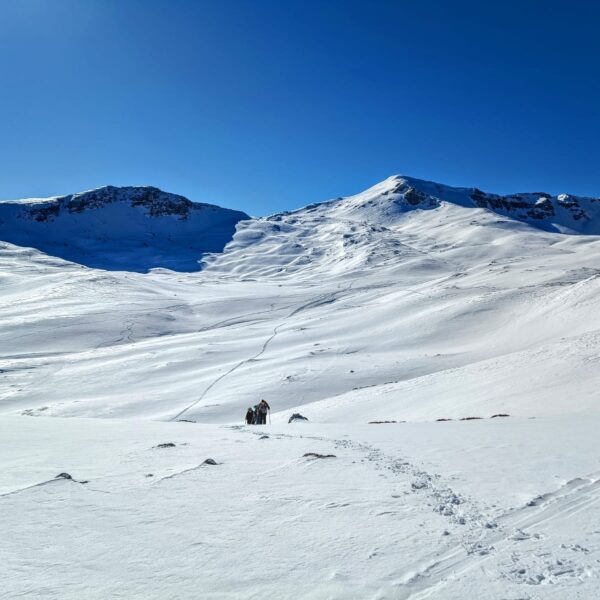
[1, 0, 599, 215]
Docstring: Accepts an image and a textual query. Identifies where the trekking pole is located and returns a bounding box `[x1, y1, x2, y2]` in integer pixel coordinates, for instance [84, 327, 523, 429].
[268, 410, 271, 425]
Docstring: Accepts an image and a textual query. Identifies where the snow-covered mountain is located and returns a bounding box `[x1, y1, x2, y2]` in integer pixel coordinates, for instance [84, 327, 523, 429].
[337, 175, 600, 233]
[3, 175, 600, 599]
[0, 185, 249, 272]
[3, 174, 600, 420]
[203, 174, 600, 279]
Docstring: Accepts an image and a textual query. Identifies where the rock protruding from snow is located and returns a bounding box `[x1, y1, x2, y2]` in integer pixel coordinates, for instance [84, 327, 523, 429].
[0, 186, 249, 272]
[303, 452, 336, 459]
[289, 413, 308, 423]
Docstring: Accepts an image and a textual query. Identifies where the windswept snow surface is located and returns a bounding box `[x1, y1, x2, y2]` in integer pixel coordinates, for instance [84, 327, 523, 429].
[2, 176, 600, 598]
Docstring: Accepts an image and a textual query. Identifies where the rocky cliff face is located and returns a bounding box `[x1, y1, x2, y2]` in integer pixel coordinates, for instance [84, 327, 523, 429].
[468, 188, 593, 226]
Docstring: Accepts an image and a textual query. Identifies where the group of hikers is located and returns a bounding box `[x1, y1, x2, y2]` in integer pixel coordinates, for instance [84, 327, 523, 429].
[245, 399, 271, 425]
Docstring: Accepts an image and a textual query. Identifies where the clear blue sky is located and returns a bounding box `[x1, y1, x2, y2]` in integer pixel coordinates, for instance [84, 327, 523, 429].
[1, 0, 599, 215]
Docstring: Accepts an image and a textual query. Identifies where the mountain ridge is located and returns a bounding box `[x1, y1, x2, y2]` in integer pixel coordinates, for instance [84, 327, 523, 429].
[1, 176, 600, 277]
[0, 185, 249, 272]
[279, 175, 600, 235]
[1, 184, 242, 218]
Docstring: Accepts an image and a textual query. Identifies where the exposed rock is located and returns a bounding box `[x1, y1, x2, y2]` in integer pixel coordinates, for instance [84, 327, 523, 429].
[30, 204, 60, 222]
[403, 187, 428, 206]
[54, 472, 87, 484]
[469, 188, 593, 226]
[303, 453, 336, 459]
[203, 458, 218, 465]
[28, 186, 198, 221]
[155, 442, 176, 449]
[288, 413, 308, 423]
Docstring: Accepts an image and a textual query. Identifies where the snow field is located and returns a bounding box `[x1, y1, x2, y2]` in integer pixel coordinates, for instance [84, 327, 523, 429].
[2, 415, 600, 599]
[3, 175, 600, 597]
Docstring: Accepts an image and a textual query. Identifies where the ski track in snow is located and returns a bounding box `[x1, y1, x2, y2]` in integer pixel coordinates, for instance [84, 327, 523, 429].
[0, 476, 75, 498]
[169, 285, 354, 422]
[168, 317, 286, 421]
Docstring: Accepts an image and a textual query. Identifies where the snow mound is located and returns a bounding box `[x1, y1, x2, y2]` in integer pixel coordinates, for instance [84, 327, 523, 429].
[0, 186, 249, 272]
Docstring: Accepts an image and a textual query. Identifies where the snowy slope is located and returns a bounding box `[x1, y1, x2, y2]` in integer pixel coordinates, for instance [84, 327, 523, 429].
[2, 175, 600, 598]
[3, 176, 600, 422]
[3, 415, 600, 599]
[0, 185, 249, 271]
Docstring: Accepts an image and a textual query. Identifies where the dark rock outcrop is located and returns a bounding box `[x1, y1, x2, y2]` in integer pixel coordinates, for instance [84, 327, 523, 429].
[288, 413, 308, 423]
[303, 452, 336, 459]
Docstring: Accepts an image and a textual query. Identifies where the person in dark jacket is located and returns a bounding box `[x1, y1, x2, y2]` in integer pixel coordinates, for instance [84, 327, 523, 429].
[245, 407, 254, 425]
[256, 399, 270, 425]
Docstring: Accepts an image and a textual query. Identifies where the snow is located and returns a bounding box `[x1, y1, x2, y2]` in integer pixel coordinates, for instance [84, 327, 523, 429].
[0, 185, 249, 272]
[3, 416, 600, 598]
[2, 176, 600, 597]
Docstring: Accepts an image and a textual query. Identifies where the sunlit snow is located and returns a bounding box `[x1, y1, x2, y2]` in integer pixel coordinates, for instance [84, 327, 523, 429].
[2, 176, 600, 598]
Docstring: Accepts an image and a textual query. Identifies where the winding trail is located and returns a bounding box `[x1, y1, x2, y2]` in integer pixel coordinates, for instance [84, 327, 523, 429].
[169, 286, 354, 422]
[168, 321, 285, 422]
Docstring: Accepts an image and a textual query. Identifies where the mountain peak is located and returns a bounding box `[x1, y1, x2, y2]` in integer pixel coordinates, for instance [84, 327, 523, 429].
[333, 175, 600, 234]
[28, 185, 198, 220]
[0, 186, 249, 272]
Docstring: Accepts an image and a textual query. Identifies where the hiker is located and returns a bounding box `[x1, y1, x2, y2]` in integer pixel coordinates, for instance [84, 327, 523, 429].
[245, 407, 254, 425]
[256, 399, 270, 425]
